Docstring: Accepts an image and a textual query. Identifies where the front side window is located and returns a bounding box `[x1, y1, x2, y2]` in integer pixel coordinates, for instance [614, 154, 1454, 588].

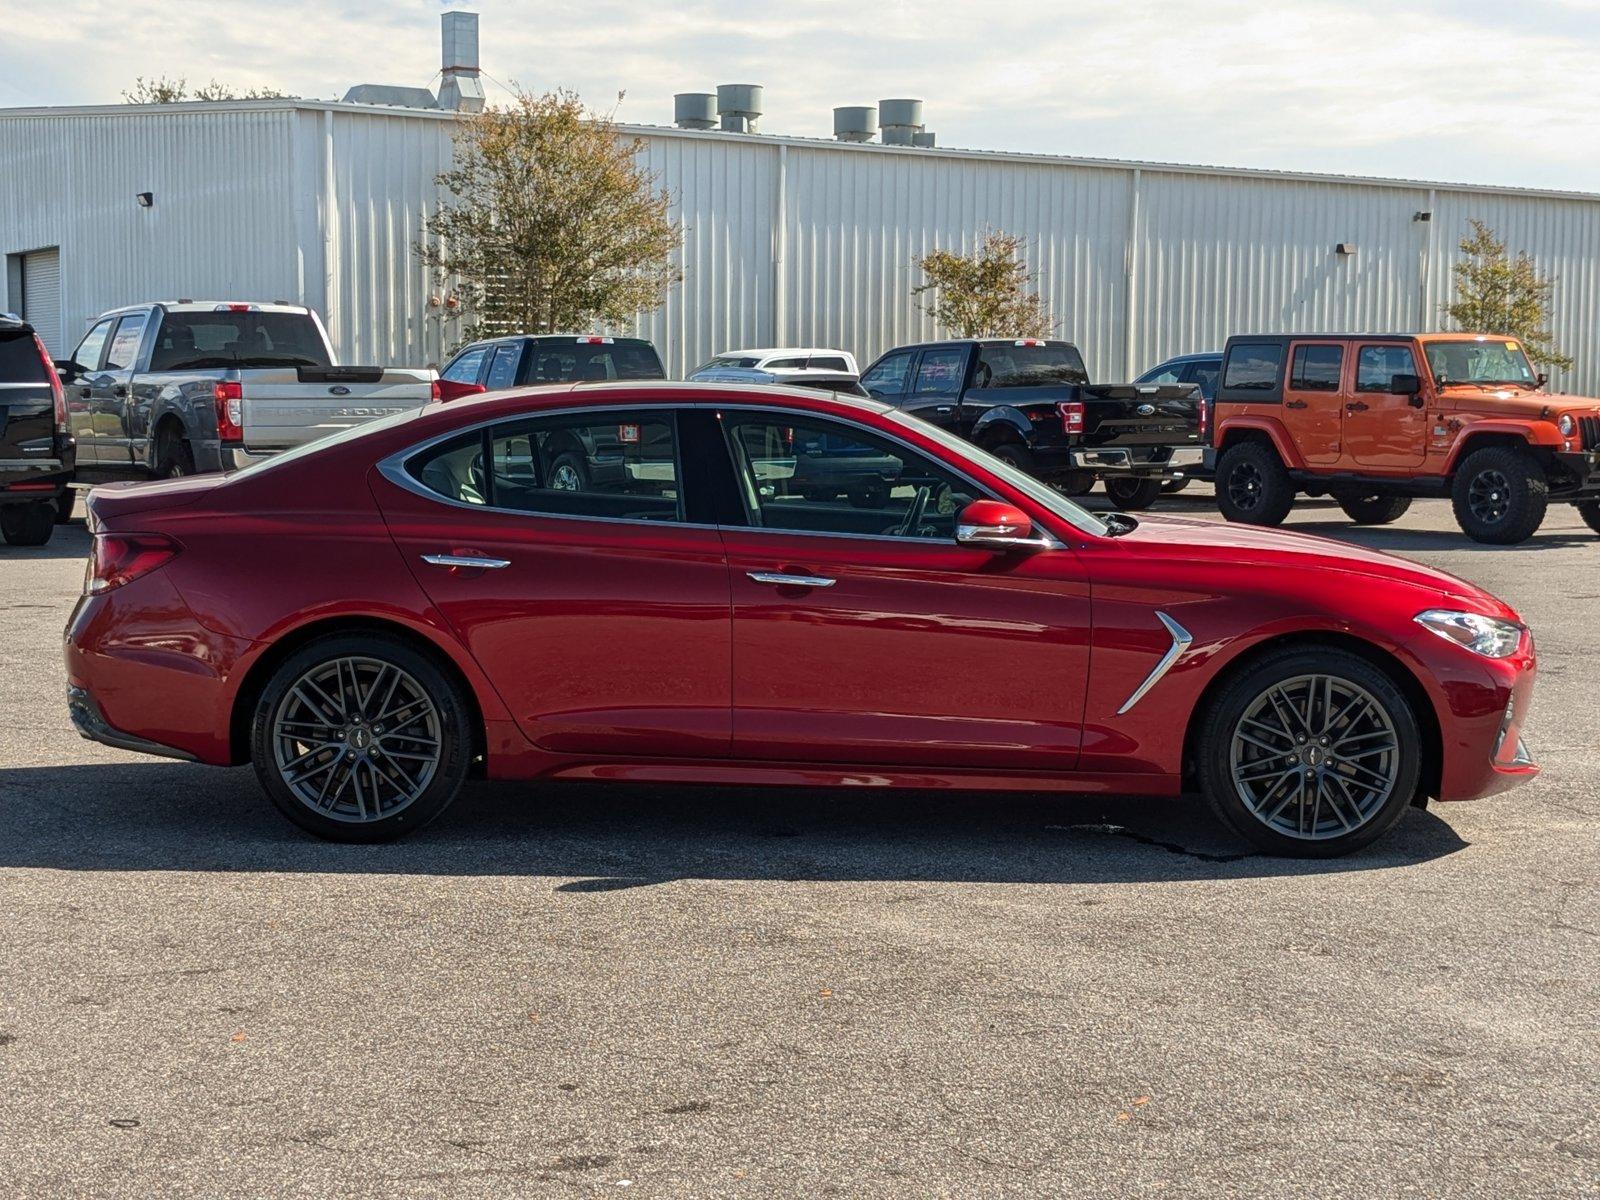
[723, 413, 982, 541]
[1289, 345, 1344, 391]
[1356, 345, 1419, 392]
[441, 346, 489, 384]
[407, 410, 681, 523]
[485, 343, 522, 390]
[1222, 343, 1283, 390]
[861, 351, 913, 395]
[103, 315, 147, 371]
[913, 348, 967, 395]
[71, 319, 114, 372]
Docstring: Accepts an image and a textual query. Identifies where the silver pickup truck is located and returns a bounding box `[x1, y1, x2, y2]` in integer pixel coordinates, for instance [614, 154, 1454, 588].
[56, 301, 437, 479]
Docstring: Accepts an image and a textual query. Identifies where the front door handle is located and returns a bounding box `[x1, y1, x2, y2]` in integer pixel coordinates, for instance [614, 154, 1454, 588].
[422, 553, 511, 570]
[746, 571, 836, 589]
[110, 384, 128, 397]
[1284, 399, 1308, 410]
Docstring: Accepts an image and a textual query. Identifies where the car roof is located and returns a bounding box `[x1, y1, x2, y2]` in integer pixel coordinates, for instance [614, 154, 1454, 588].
[430, 378, 895, 422]
[0, 313, 34, 335]
[92, 301, 313, 319]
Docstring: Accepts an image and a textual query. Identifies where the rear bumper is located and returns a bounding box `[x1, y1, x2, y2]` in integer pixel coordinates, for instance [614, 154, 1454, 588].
[68, 685, 197, 762]
[1034, 444, 1205, 479]
[1, 457, 73, 504]
[219, 444, 276, 472]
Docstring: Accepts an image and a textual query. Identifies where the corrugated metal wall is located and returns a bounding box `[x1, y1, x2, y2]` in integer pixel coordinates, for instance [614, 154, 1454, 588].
[3, 101, 1598, 391]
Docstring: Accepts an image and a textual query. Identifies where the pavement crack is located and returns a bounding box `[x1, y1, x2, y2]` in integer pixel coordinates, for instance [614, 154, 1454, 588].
[1046, 823, 1257, 863]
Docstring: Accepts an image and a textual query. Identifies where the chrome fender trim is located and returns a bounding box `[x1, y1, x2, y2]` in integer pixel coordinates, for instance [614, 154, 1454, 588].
[1115, 611, 1194, 715]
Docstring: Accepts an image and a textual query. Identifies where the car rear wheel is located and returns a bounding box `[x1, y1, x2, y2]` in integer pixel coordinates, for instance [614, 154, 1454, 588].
[547, 450, 588, 492]
[1336, 494, 1412, 525]
[1104, 477, 1163, 511]
[0, 501, 55, 546]
[1576, 499, 1600, 536]
[1196, 648, 1422, 857]
[1451, 446, 1547, 544]
[1057, 471, 1095, 497]
[987, 441, 1036, 476]
[1215, 441, 1294, 526]
[1161, 477, 1191, 495]
[55, 488, 76, 524]
[156, 429, 196, 478]
[250, 634, 475, 843]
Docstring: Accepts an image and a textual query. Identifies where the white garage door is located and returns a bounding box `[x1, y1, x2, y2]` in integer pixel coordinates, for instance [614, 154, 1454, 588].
[22, 248, 62, 356]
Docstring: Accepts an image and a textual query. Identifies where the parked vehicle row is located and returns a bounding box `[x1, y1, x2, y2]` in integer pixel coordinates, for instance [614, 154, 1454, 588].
[0, 313, 74, 544]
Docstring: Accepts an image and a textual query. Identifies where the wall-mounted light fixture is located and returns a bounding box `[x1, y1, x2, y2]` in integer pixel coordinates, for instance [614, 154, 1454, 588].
[1335, 243, 1357, 256]
[135, 192, 154, 208]
[1413, 210, 1432, 222]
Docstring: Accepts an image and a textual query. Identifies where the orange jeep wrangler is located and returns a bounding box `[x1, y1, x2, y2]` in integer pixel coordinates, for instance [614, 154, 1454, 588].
[1209, 332, 1600, 543]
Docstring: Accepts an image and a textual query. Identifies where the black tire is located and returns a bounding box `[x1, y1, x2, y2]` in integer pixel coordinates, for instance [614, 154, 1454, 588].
[250, 634, 475, 843]
[1336, 494, 1412, 525]
[1196, 647, 1422, 858]
[1450, 445, 1547, 544]
[1215, 440, 1295, 526]
[156, 428, 196, 478]
[54, 488, 76, 525]
[1104, 476, 1164, 511]
[546, 450, 588, 492]
[0, 502, 55, 546]
[987, 440, 1036, 476]
[1057, 471, 1095, 497]
[1576, 500, 1600, 536]
[1161, 477, 1191, 495]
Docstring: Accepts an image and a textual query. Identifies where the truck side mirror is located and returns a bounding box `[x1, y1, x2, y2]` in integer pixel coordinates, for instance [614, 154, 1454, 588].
[1537, 372, 1549, 388]
[54, 359, 81, 382]
[1389, 373, 1422, 396]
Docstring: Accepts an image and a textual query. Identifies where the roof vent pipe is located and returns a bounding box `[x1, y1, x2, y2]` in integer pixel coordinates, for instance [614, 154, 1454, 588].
[833, 105, 877, 142]
[716, 83, 763, 133]
[878, 98, 924, 146]
[438, 10, 486, 113]
[674, 93, 718, 130]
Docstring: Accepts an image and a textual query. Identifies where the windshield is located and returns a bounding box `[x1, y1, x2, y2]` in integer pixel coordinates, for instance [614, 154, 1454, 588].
[693, 355, 761, 373]
[148, 311, 333, 372]
[881, 408, 1109, 538]
[1424, 339, 1538, 387]
[226, 407, 425, 480]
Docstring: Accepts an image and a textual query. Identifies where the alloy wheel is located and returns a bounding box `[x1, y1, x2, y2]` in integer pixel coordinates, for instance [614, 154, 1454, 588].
[1228, 673, 1400, 841]
[1467, 468, 1511, 526]
[550, 462, 583, 491]
[1227, 462, 1264, 511]
[270, 656, 441, 823]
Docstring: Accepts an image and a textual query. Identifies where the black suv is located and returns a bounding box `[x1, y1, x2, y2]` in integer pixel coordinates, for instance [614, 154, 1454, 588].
[0, 315, 75, 545]
[437, 334, 666, 400]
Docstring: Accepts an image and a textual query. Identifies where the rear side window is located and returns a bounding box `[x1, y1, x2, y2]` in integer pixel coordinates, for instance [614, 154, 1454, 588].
[71, 319, 114, 372]
[441, 347, 489, 384]
[763, 357, 807, 370]
[407, 410, 681, 523]
[1356, 345, 1419, 392]
[103, 315, 148, 371]
[1222, 344, 1283, 390]
[146, 311, 331, 371]
[485, 343, 522, 390]
[1289, 345, 1343, 391]
[0, 331, 49, 383]
[975, 343, 1089, 388]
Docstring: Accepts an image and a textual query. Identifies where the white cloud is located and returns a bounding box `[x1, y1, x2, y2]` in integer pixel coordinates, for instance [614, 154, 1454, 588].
[0, 0, 1596, 191]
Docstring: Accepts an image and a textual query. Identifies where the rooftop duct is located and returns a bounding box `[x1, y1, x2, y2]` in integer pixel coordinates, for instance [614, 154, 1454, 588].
[716, 84, 763, 133]
[438, 10, 486, 113]
[833, 105, 877, 143]
[879, 98, 925, 146]
[912, 130, 937, 148]
[674, 93, 718, 130]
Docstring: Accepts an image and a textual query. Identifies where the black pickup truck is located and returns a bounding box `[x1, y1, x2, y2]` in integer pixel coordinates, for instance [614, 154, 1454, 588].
[858, 338, 1204, 508]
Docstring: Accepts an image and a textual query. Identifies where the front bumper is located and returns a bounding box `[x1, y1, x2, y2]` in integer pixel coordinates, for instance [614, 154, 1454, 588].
[1553, 449, 1600, 497]
[1035, 445, 1206, 480]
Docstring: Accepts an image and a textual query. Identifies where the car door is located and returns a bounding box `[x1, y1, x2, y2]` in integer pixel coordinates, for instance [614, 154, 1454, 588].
[901, 346, 970, 434]
[715, 407, 1092, 771]
[87, 312, 149, 468]
[374, 405, 733, 758]
[1282, 342, 1345, 465]
[63, 318, 114, 464]
[1344, 344, 1428, 468]
[860, 350, 915, 407]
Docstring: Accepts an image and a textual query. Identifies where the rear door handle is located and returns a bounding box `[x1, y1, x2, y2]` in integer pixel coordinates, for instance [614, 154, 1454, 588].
[422, 553, 510, 570]
[1284, 399, 1308, 410]
[746, 571, 836, 589]
[1346, 401, 1370, 412]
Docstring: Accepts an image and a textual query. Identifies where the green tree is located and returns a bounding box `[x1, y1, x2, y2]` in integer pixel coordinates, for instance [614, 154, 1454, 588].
[913, 230, 1053, 339]
[1443, 219, 1572, 370]
[121, 77, 289, 103]
[416, 87, 681, 344]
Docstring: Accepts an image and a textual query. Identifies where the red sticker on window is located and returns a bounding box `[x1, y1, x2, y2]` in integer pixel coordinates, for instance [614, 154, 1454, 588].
[618, 424, 640, 444]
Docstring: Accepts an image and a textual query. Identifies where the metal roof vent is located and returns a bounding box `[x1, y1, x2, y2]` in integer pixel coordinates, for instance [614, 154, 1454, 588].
[674, 93, 718, 130]
[912, 130, 937, 148]
[879, 98, 925, 146]
[833, 106, 877, 143]
[438, 10, 486, 113]
[716, 84, 763, 133]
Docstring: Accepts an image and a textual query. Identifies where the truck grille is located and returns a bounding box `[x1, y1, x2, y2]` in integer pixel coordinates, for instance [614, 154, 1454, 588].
[1579, 415, 1600, 450]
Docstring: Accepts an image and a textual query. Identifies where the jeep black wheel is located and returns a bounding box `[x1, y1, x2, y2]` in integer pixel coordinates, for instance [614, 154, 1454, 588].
[1215, 441, 1294, 526]
[1104, 476, 1164, 511]
[1577, 500, 1600, 536]
[1337, 494, 1412, 525]
[1450, 446, 1547, 544]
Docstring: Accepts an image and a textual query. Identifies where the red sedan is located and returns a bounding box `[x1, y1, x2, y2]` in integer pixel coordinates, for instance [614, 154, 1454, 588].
[65, 383, 1538, 855]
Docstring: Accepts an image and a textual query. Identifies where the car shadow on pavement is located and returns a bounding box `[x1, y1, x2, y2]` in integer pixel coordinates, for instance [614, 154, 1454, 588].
[0, 762, 1468, 887]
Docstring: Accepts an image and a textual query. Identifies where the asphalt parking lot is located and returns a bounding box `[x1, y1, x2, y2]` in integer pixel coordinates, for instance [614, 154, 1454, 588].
[1, 492, 1596, 1198]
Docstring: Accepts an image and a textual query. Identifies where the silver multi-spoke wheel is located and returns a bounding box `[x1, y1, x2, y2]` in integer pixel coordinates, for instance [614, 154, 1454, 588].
[1228, 673, 1400, 842]
[270, 656, 442, 823]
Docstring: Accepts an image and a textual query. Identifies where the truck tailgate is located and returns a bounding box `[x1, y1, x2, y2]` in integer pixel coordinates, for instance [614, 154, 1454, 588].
[239, 367, 433, 453]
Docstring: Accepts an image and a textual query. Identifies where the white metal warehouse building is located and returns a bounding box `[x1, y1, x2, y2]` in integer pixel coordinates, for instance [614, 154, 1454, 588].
[2, 97, 1598, 391]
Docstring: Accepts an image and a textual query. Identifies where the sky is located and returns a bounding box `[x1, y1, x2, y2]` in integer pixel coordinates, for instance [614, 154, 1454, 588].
[2, 0, 1598, 193]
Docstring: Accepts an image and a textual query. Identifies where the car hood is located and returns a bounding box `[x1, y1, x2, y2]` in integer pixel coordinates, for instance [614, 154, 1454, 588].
[1109, 513, 1507, 610]
[1439, 386, 1600, 416]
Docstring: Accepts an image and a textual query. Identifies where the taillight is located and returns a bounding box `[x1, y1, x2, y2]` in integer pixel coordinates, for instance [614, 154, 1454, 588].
[430, 377, 442, 402]
[1198, 395, 1209, 440]
[1059, 401, 1085, 436]
[214, 380, 244, 443]
[86, 533, 181, 594]
[36, 335, 67, 433]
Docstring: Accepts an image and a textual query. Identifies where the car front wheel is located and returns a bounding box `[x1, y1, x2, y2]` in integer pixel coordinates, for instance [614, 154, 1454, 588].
[1196, 647, 1422, 857]
[250, 634, 475, 842]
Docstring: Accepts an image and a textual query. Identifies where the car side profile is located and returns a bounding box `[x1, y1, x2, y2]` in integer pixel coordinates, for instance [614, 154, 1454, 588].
[66, 382, 1537, 857]
[1211, 333, 1600, 542]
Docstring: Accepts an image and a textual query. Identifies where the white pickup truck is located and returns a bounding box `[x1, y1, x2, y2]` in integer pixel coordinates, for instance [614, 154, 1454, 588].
[55, 301, 437, 479]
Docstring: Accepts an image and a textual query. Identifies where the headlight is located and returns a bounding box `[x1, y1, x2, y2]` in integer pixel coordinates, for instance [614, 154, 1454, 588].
[1415, 609, 1525, 658]
[1558, 414, 1575, 436]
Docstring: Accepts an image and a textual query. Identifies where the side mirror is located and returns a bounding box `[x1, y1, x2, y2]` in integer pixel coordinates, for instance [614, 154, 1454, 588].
[1537, 372, 1549, 388]
[54, 359, 81, 382]
[956, 500, 1041, 550]
[1389, 373, 1422, 396]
